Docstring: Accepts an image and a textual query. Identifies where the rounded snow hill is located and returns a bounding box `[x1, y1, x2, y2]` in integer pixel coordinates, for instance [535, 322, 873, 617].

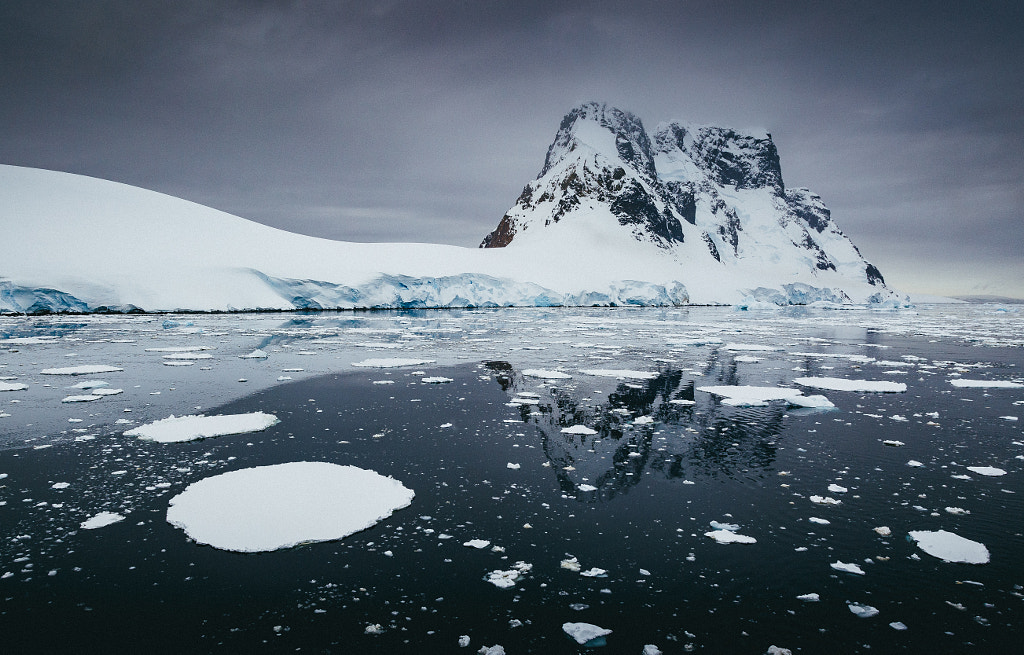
[166, 462, 415, 552]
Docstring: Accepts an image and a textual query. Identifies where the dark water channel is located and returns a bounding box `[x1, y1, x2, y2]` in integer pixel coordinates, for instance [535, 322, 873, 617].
[1, 342, 1023, 653]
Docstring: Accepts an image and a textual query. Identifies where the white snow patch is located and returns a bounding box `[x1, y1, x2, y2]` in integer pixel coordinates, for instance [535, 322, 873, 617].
[125, 412, 280, 443]
[909, 530, 990, 564]
[166, 462, 414, 552]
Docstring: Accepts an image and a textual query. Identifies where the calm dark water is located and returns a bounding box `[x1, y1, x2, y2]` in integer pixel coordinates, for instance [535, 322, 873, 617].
[1, 313, 1023, 653]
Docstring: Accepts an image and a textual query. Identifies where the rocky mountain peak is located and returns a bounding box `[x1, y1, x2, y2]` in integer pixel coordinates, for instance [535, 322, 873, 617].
[654, 122, 784, 192]
[540, 102, 658, 182]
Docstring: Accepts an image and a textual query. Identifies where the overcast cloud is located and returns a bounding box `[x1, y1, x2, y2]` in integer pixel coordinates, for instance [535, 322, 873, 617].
[2, 0, 1021, 297]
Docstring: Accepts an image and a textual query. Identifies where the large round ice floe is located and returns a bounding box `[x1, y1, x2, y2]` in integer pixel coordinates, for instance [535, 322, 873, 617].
[908, 529, 990, 564]
[124, 412, 280, 443]
[166, 462, 415, 552]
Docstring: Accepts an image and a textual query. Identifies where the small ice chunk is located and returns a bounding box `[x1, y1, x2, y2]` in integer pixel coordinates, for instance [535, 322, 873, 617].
[907, 460, 924, 467]
[91, 388, 123, 396]
[965, 466, 1006, 477]
[238, 349, 269, 359]
[562, 622, 612, 645]
[874, 526, 892, 537]
[810, 495, 841, 505]
[422, 377, 453, 384]
[642, 646, 663, 655]
[709, 520, 740, 532]
[81, 511, 125, 530]
[705, 529, 756, 544]
[463, 539, 491, 549]
[908, 530, 990, 564]
[945, 506, 970, 515]
[827, 484, 848, 493]
[61, 394, 102, 403]
[561, 425, 597, 435]
[889, 621, 908, 631]
[577, 484, 598, 492]
[459, 635, 471, 647]
[797, 593, 820, 602]
[579, 567, 607, 577]
[0, 381, 29, 392]
[51, 482, 70, 489]
[848, 602, 879, 618]
[485, 561, 531, 588]
[882, 440, 905, 447]
[579, 369, 657, 380]
[831, 561, 865, 575]
[669, 399, 695, 405]
[809, 517, 831, 525]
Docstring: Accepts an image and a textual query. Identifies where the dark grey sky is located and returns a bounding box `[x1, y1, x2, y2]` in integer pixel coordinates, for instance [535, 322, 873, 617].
[2, 0, 1021, 297]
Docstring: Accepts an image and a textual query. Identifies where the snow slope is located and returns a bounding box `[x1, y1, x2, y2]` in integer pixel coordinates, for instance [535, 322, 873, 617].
[1, 106, 903, 312]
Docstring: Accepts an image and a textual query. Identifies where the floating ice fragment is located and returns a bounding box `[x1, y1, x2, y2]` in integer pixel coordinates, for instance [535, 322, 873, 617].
[848, 602, 879, 618]
[364, 624, 384, 635]
[809, 517, 831, 525]
[579, 567, 608, 577]
[1000, 416, 1019, 421]
[697, 385, 834, 408]
[705, 529, 756, 544]
[61, 394, 101, 403]
[81, 511, 125, 530]
[945, 507, 970, 515]
[882, 440, 905, 447]
[51, 482, 70, 489]
[506, 463, 520, 470]
[797, 593, 820, 602]
[421, 377, 453, 384]
[125, 412, 280, 443]
[458, 635, 471, 647]
[561, 425, 598, 435]
[669, 399, 695, 405]
[352, 358, 435, 368]
[709, 520, 740, 532]
[41, 365, 123, 376]
[810, 495, 841, 506]
[908, 530, 990, 564]
[578, 484, 598, 492]
[633, 416, 655, 425]
[874, 526, 892, 537]
[91, 388, 123, 396]
[889, 621, 908, 631]
[562, 622, 612, 645]
[238, 349, 268, 359]
[485, 561, 531, 588]
[0, 381, 28, 392]
[477, 646, 505, 655]
[965, 466, 1006, 477]
[827, 484, 848, 493]
[949, 379, 1023, 389]
[166, 462, 414, 552]
[579, 369, 657, 380]
[463, 539, 491, 549]
[522, 369, 572, 379]
[642, 645, 663, 655]
[831, 561, 865, 575]
[907, 460, 924, 467]
[794, 377, 906, 393]
[560, 557, 581, 572]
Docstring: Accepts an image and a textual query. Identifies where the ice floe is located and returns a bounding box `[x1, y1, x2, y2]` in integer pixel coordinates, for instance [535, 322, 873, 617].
[831, 561, 865, 575]
[579, 369, 657, 380]
[562, 622, 612, 645]
[908, 530, 990, 564]
[848, 602, 879, 618]
[965, 466, 1006, 477]
[352, 358, 436, 368]
[696, 385, 834, 408]
[166, 462, 414, 552]
[521, 369, 572, 379]
[125, 412, 280, 443]
[80, 511, 125, 530]
[485, 562, 532, 588]
[421, 376, 453, 384]
[0, 381, 28, 392]
[793, 377, 906, 393]
[40, 364, 123, 375]
[949, 379, 1023, 389]
[705, 529, 756, 544]
[561, 425, 598, 435]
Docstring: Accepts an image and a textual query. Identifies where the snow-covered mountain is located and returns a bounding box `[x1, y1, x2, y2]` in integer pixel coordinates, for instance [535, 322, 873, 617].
[1, 104, 901, 313]
[482, 102, 892, 306]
